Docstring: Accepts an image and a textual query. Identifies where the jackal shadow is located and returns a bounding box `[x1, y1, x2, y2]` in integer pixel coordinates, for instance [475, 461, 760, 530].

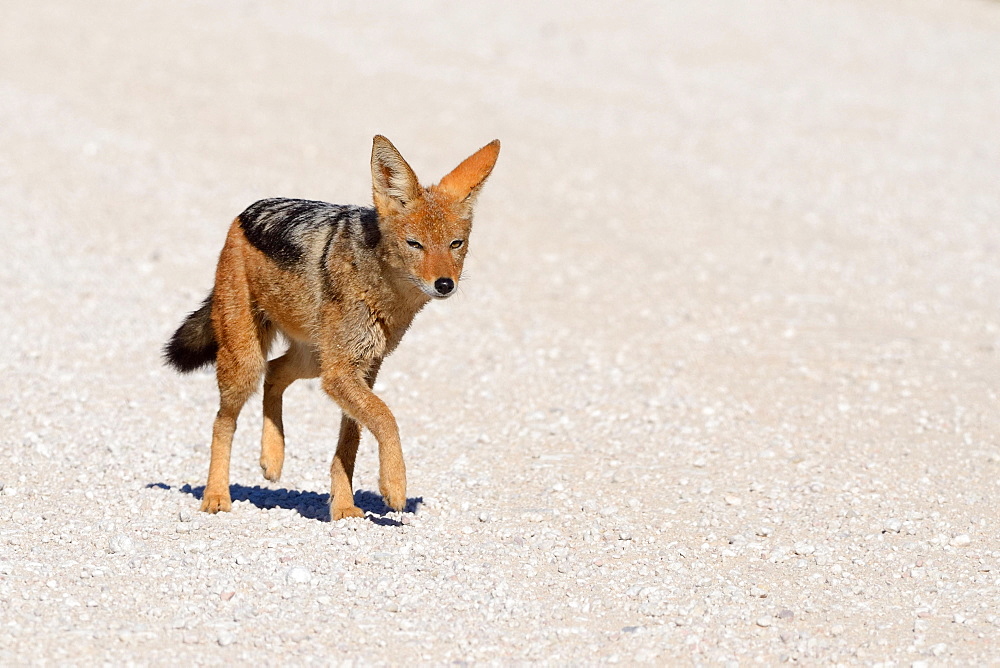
[147, 482, 421, 526]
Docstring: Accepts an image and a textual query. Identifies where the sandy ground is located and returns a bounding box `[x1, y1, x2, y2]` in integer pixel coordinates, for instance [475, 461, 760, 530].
[2, 0, 1000, 664]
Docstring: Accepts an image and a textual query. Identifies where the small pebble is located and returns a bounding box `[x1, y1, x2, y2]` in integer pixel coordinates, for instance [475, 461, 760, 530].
[186, 541, 206, 554]
[108, 534, 135, 554]
[950, 534, 971, 547]
[285, 566, 311, 584]
[755, 616, 771, 628]
[883, 518, 902, 533]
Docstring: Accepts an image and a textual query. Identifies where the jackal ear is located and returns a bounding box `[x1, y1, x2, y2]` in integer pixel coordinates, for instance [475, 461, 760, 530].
[371, 135, 421, 214]
[437, 139, 501, 213]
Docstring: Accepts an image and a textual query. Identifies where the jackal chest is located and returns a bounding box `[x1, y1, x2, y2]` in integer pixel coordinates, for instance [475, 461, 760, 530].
[343, 306, 389, 362]
[342, 299, 415, 363]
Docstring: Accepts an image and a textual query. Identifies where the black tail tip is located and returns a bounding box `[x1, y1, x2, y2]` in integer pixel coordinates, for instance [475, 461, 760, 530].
[163, 335, 217, 373]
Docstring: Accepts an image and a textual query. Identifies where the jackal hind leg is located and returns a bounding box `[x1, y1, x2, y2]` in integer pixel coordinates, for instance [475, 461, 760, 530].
[203, 345, 267, 513]
[260, 342, 319, 482]
[201, 293, 274, 513]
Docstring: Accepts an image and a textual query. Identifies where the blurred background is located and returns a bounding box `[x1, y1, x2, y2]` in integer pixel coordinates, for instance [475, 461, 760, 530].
[2, 0, 998, 458]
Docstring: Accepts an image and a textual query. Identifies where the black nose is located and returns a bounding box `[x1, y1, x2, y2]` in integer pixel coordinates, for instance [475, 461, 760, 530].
[434, 277, 455, 295]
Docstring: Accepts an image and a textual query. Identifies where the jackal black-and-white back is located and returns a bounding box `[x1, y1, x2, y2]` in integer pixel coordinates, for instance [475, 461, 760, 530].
[238, 198, 380, 271]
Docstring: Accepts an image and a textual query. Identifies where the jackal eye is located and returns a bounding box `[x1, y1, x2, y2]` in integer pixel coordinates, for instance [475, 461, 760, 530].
[450, 239, 465, 249]
[406, 239, 424, 250]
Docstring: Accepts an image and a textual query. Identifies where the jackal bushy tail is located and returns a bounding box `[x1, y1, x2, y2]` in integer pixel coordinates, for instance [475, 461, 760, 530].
[164, 291, 218, 372]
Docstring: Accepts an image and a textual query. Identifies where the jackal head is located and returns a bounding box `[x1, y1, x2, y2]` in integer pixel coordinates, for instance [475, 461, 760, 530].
[371, 135, 500, 300]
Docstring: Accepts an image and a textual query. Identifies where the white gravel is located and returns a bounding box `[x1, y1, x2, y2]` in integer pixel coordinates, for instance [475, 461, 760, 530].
[2, 0, 1000, 663]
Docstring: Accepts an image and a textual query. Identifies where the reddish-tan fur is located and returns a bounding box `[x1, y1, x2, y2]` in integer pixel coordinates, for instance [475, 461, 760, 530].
[168, 136, 500, 519]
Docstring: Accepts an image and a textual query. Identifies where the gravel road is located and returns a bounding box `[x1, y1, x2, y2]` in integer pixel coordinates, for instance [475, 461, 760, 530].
[2, 0, 1000, 664]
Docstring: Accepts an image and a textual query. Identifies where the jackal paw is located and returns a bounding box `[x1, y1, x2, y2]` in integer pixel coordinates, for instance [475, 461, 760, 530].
[200, 490, 232, 513]
[379, 476, 407, 512]
[331, 505, 365, 521]
[259, 454, 283, 482]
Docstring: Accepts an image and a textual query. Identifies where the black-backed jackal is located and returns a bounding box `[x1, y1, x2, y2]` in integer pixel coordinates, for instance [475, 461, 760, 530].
[164, 136, 500, 519]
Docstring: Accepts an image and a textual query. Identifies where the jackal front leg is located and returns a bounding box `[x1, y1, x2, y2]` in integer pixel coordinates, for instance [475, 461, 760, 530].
[327, 362, 383, 520]
[322, 362, 405, 515]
